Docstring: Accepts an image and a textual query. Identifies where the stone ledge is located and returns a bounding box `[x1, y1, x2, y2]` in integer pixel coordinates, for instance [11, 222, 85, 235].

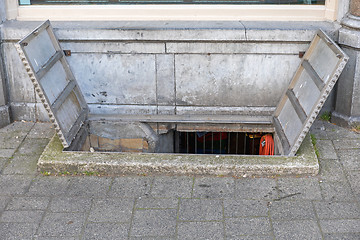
[1, 20, 338, 42]
[38, 133, 319, 177]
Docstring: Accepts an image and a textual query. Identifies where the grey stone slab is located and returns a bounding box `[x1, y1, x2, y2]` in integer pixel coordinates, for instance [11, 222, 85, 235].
[193, 177, 234, 198]
[129, 237, 175, 240]
[272, 220, 322, 240]
[68, 54, 157, 105]
[0, 148, 16, 158]
[227, 235, 274, 240]
[310, 128, 329, 140]
[317, 140, 338, 160]
[324, 233, 360, 240]
[320, 181, 356, 201]
[156, 54, 175, 105]
[66, 177, 112, 197]
[38, 212, 86, 237]
[83, 223, 128, 240]
[6, 197, 50, 210]
[0, 157, 9, 171]
[178, 198, 223, 221]
[223, 199, 268, 218]
[234, 178, 277, 200]
[49, 197, 92, 213]
[2, 153, 39, 175]
[0, 196, 10, 211]
[177, 221, 224, 240]
[135, 197, 178, 209]
[338, 150, 360, 170]
[27, 176, 70, 196]
[0, 122, 34, 134]
[277, 178, 322, 200]
[16, 138, 49, 156]
[0, 131, 27, 149]
[151, 176, 193, 198]
[333, 139, 360, 150]
[27, 123, 55, 139]
[346, 171, 360, 198]
[34, 237, 79, 240]
[320, 219, 360, 233]
[318, 159, 347, 182]
[323, 122, 360, 140]
[314, 201, 360, 220]
[175, 54, 298, 107]
[0, 175, 33, 196]
[0, 222, 38, 240]
[109, 176, 152, 198]
[269, 200, 316, 220]
[88, 198, 134, 223]
[225, 217, 271, 237]
[0, 210, 44, 223]
[131, 209, 177, 237]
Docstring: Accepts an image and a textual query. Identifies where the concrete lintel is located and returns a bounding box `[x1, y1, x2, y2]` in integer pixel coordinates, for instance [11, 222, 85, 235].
[38, 133, 319, 177]
[1, 20, 338, 42]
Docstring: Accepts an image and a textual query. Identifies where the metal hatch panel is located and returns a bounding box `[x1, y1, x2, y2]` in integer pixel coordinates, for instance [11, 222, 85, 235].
[274, 30, 349, 156]
[16, 20, 88, 148]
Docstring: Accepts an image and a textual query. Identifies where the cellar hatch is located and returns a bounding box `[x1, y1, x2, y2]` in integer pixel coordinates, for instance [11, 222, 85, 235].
[17, 20, 348, 157]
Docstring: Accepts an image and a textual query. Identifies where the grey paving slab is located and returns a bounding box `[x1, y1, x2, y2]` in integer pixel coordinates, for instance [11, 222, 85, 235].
[346, 171, 360, 197]
[337, 150, 360, 171]
[227, 235, 274, 240]
[49, 197, 92, 213]
[88, 198, 134, 223]
[34, 237, 79, 240]
[269, 200, 316, 220]
[324, 233, 360, 240]
[83, 223, 128, 240]
[2, 153, 39, 175]
[66, 177, 112, 197]
[0, 196, 10, 211]
[0, 175, 33, 196]
[27, 176, 70, 196]
[320, 219, 360, 233]
[0, 157, 9, 172]
[0, 149, 16, 158]
[6, 196, 50, 210]
[0, 222, 38, 240]
[333, 139, 360, 150]
[27, 123, 54, 139]
[177, 221, 224, 240]
[314, 201, 360, 219]
[129, 237, 175, 240]
[317, 140, 338, 159]
[0, 210, 44, 223]
[38, 212, 86, 237]
[320, 181, 356, 201]
[223, 199, 268, 218]
[193, 177, 234, 198]
[234, 178, 277, 200]
[151, 176, 193, 198]
[225, 217, 271, 237]
[0, 132, 27, 149]
[16, 138, 50, 156]
[0, 121, 34, 134]
[135, 197, 178, 209]
[318, 159, 347, 182]
[109, 176, 152, 198]
[130, 209, 177, 237]
[323, 123, 360, 140]
[178, 198, 223, 221]
[277, 178, 322, 200]
[272, 220, 322, 240]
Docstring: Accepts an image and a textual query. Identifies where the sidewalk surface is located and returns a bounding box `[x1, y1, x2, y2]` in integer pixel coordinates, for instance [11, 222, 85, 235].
[0, 120, 359, 239]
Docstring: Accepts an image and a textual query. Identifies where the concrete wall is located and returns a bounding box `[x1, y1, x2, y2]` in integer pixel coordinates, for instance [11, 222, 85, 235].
[0, 21, 339, 122]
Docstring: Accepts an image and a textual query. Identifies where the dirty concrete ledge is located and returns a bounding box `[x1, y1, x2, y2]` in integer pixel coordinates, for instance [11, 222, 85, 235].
[38, 133, 319, 177]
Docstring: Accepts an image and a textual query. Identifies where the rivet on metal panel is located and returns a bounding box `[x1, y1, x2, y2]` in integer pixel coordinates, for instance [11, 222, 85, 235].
[63, 50, 71, 56]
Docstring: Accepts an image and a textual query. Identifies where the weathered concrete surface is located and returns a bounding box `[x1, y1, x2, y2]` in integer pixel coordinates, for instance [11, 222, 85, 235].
[38, 132, 319, 177]
[0, 120, 359, 239]
[0, 21, 340, 120]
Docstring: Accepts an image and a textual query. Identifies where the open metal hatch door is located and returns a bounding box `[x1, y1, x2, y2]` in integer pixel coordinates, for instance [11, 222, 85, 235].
[17, 20, 88, 148]
[274, 30, 348, 156]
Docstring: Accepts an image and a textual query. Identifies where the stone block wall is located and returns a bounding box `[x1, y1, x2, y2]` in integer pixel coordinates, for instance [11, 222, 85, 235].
[0, 21, 339, 122]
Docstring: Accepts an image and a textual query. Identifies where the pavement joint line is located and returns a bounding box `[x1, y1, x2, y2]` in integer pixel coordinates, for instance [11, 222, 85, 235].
[311, 200, 325, 240]
[106, 177, 115, 197]
[32, 191, 52, 239]
[127, 198, 137, 240]
[175, 197, 180, 240]
[79, 197, 94, 240]
[222, 198, 226, 240]
[190, 176, 195, 198]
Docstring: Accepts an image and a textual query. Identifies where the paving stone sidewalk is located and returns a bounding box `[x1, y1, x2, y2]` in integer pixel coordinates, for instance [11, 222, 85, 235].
[0, 120, 359, 239]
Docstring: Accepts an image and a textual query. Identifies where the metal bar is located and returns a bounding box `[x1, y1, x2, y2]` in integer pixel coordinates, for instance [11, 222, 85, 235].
[211, 132, 214, 154]
[228, 132, 230, 154]
[51, 80, 76, 113]
[203, 134, 205, 154]
[235, 132, 238, 154]
[244, 133, 246, 154]
[36, 50, 62, 79]
[186, 132, 189, 154]
[273, 117, 291, 154]
[252, 135, 254, 154]
[302, 60, 324, 91]
[64, 109, 87, 145]
[286, 89, 307, 123]
[219, 132, 222, 154]
[19, 20, 50, 45]
[194, 133, 197, 154]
